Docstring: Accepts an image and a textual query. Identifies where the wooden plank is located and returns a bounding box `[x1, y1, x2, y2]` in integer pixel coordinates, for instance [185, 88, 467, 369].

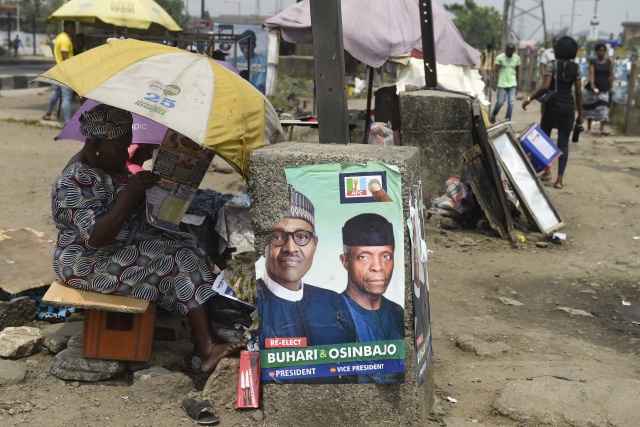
[488, 127, 565, 237]
[462, 145, 507, 237]
[42, 281, 149, 313]
[470, 103, 518, 242]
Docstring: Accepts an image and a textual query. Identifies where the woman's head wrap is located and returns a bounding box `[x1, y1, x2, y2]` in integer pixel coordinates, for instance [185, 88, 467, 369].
[79, 104, 133, 140]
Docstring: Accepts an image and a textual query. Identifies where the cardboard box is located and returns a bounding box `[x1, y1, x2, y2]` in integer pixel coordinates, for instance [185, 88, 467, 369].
[236, 351, 260, 409]
[43, 281, 156, 362]
[518, 123, 562, 172]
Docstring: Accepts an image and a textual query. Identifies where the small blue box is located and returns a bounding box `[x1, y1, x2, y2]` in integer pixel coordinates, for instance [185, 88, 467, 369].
[518, 123, 562, 172]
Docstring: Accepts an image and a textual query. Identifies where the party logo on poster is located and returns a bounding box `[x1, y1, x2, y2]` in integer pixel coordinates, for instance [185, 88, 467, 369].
[339, 171, 390, 204]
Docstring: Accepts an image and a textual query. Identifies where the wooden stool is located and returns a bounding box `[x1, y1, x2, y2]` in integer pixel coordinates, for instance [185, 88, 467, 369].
[43, 281, 156, 362]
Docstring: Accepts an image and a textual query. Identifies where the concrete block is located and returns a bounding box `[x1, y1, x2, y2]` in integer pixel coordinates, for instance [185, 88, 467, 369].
[402, 130, 474, 200]
[249, 142, 434, 427]
[399, 90, 474, 132]
[13, 75, 30, 90]
[400, 90, 475, 200]
[0, 75, 15, 90]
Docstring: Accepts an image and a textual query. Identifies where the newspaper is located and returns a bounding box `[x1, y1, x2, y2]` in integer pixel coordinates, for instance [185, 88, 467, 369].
[146, 130, 215, 231]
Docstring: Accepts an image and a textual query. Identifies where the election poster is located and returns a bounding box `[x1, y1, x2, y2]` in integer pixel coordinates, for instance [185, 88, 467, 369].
[256, 162, 405, 384]
[213, 24, 277, 95]
[408, 183, 434, 385]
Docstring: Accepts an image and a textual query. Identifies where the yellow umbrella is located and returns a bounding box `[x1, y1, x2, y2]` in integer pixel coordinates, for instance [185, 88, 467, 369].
[35, 39, 284, 177]
[48, 0, 182, 35]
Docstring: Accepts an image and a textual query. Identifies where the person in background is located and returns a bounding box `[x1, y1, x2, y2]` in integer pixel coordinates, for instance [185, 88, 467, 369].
[211, 49, 226, 61]
[583, 43, 614, 136]
[13, 35, 21, 56]
[43, 21, 76, 124]
[539, 36, 559, 83]
[539, 36, 559, 119]
[490, 43, 520, 124]
[522, 36, 584, 190]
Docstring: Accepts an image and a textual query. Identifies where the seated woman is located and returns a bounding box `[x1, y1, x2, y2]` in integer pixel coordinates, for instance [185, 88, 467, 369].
[51, 103, 244, 373]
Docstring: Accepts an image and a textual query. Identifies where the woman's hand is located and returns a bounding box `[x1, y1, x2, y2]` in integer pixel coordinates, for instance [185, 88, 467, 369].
[87, 172, 158, 248]
[522, 99, 530, 111]
[125, 172, 157, 200]
[576, 115, 584, 125]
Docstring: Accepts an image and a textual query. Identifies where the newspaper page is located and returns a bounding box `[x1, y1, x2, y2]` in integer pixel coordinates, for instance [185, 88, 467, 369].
[146, 130, 215, 231]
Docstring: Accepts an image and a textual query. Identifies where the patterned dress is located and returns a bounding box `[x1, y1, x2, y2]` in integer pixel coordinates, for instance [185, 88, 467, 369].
[51, 162, 216, 317]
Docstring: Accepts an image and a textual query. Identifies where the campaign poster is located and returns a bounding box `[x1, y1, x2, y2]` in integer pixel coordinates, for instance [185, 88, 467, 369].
[213, 24, 274, 95]
[257, 162, 405, 384]
[612, 59, 629, 105]
[408, 183, 434, 385]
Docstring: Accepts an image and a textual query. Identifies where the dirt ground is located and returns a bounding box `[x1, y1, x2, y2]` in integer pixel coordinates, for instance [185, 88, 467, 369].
[1, 91, 639, 426]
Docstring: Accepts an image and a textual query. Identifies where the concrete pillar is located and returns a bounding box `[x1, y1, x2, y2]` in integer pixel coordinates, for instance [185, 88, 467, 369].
[400, 90, 475, 202]
[249, 142, 434, 427]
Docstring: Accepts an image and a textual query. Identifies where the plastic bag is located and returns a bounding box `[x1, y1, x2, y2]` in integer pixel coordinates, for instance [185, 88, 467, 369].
[367, 122, 396, 145]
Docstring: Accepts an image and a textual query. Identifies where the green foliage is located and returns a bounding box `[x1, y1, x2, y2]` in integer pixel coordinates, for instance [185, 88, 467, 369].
[17, 0, 67, 34]
[444, 0, 502, 50]
[154, 0, 185, 27]
[626, 36, 640, 51]
[267, 75, 315, 112]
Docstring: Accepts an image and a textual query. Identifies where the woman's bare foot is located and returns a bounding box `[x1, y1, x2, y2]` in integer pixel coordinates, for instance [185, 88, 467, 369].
[200, 340, 247, 374]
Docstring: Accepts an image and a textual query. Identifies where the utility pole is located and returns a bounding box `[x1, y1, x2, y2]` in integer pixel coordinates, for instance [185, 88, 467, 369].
[500, 0, 511, 50]
[501, 0, 548, 48]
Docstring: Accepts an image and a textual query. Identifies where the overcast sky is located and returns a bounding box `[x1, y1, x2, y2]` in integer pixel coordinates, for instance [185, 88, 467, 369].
[189, 0, 639, 41]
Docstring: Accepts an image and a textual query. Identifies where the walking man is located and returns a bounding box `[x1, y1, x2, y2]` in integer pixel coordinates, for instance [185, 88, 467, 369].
[13, 35, 21, 56]
[42, 21, 76, 124]
[490, 43, 520, 123]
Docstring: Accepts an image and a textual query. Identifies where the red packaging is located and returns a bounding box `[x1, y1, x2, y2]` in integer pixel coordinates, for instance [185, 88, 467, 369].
[236, 351, 260, 409]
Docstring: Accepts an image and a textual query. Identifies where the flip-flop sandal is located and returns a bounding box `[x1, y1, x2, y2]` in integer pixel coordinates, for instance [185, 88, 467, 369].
[181, 398, 220, 425]
[42, 114, 53, 121]
[540, 175, 552, 182]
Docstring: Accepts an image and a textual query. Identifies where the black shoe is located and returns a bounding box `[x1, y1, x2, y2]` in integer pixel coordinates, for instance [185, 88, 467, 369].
[489, 115, 496, 124]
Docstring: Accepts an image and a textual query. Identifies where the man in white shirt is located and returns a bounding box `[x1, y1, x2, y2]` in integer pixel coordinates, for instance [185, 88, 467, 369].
[539, 36, 559, 83]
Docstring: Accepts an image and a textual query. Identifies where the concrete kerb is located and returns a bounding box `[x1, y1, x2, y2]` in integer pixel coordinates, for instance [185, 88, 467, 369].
[248, 142, 434, 427]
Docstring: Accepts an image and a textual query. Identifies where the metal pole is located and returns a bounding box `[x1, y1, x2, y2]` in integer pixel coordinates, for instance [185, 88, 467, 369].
[364, 66, 374, 140]
[418, 0, 438, 87]
[500, 0, 511, 50]
[570, 0, 576, 37]
[32, 14, 36, 56]
[309, 0, 349, 143]
[8, 12, 11, 51]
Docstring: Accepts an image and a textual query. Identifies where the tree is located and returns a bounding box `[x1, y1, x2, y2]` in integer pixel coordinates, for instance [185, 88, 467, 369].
[154, 0, 186, 27]
[444, 0, 502, 51]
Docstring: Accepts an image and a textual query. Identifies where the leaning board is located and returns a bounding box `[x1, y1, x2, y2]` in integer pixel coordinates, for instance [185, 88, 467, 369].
[42, 281, 149, 313]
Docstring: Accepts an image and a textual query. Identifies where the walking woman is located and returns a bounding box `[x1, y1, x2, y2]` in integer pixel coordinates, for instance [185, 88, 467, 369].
[584, 43, 614, 136]
[522, 36, 583, 190]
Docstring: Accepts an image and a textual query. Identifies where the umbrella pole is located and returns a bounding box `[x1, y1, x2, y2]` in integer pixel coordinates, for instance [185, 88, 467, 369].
[364, 66, 374, 143]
